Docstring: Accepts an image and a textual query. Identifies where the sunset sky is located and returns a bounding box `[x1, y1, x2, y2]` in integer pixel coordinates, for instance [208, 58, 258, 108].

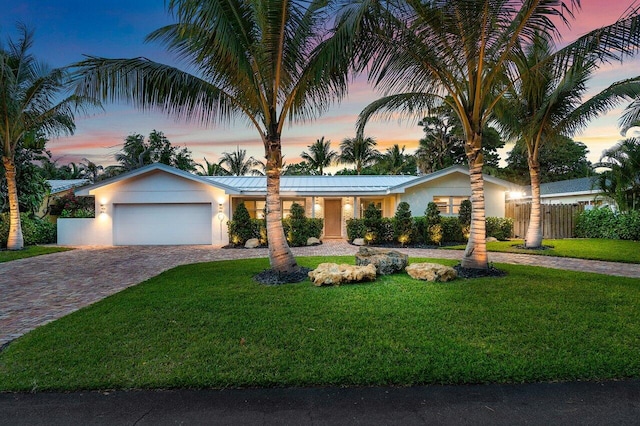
[3, 1, 640, 171]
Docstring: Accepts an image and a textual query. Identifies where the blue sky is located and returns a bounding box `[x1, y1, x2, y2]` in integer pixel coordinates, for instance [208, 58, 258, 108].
[3, 1, 640, 170]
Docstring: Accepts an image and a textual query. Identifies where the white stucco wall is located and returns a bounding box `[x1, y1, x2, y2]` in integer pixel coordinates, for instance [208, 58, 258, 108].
[399, 173, 506, 218]
[57, 170, 230, 246]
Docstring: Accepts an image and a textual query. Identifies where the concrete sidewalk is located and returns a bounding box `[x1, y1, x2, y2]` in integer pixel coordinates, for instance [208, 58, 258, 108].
[1, 380, 639, 425]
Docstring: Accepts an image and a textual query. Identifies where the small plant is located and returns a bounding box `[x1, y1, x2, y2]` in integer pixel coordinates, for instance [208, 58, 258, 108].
[227, 202, 255, 246]
[346, 218, 366, 241]
[394, 202, 412, 244]
[458, 199, 472, 239]
[363, 203, 382, 244]
[425, 202, 442, 244]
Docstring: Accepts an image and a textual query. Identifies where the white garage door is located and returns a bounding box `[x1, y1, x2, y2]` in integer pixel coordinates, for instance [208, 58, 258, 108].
[114, 203, 212, 245]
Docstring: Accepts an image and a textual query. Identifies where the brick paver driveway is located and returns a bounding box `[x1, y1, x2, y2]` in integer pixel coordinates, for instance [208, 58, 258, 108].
[1, 240, 638, 347]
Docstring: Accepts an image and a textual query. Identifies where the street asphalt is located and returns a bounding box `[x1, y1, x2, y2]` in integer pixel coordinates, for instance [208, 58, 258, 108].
[1, 380, 639, 425]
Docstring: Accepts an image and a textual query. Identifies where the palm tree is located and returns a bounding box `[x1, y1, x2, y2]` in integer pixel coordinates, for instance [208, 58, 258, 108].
[219, 147, 263, 176]
[196, 157, 230, 176]
[339, 136, 379, 175]
[596, 138, 640, 211]
[300, 137, 338, 175]
[378, 144, 413, 175]
[496, 32, 640, 248]
[80, 158, 103, 183]
[0, 25, 92, 250]
[74, 0, 352, 275]
[343, 0, 640, 270]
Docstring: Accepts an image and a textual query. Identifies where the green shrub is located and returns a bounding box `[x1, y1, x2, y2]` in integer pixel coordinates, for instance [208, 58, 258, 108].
[425, 202, 442, 244]
[486, 217, 513, 240]
[441, 216, 466, 243]
[575, 207, 640, 240]
[281, 203, 323, 247]
[363, 202, 382, 242]
[50, 193, 94, 217]
[411, 216, 426, 244]
[284, 203, 307, 246]
[379, 218, 394, 243]
[0, 213, 57, 247]
[393, 202, 413, 244]
[227, 202, 256, 245]
[346, 218, 366, 242]
[458, 199, 472, 238]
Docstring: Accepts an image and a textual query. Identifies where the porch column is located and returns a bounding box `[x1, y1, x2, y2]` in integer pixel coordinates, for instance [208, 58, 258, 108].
[312, 196, 316, 218]
[353, 197, 359, 218]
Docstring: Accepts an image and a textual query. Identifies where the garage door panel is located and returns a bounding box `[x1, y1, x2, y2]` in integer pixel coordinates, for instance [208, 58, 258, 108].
[114, 203, 212, 245]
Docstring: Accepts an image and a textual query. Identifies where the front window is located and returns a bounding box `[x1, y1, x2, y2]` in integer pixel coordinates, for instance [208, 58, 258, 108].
[359, 198, 383, 218]
[282, 199, 306, 217]
[433, 196, 468, 215]
[233, 198, 305, 218]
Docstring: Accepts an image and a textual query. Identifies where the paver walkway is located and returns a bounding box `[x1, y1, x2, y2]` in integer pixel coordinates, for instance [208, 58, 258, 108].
[1, 240, 639, 347]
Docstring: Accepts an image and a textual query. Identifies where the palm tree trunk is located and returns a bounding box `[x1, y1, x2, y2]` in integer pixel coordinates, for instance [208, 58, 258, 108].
[462, 134, 488, 270]
[525, 159, 543, 248]
[265, 137, 299, 274]
[3, 156, 24, 250]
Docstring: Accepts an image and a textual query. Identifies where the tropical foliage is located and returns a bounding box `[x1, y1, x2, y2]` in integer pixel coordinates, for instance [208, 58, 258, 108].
[114, 130, 196, 173]
[219, 147, 263, 176]
[74, 0, 354, 275]
[338, 136, 380, 175]
[300, 137, 338, 175]
[596, 138, 640, 211]
[0, 24, 93, 249]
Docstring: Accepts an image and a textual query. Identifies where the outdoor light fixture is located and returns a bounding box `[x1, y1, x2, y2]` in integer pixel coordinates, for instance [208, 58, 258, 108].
[99, 204, 106, 214]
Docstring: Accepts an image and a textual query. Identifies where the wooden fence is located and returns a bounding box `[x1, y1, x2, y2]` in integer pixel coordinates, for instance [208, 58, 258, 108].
[505, 202, 584, 240]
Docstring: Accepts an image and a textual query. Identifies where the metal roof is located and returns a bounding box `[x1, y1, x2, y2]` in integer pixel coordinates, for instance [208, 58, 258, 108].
[204, 175, 417, 195]
[519, 177, 600, 198]
[47, 179, 89, 194]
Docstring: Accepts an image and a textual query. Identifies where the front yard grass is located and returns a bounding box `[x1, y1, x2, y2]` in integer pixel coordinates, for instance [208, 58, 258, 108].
[1, 256, 639, 392]
[446, 239, 640, 263]
[0, 246, 71, 263]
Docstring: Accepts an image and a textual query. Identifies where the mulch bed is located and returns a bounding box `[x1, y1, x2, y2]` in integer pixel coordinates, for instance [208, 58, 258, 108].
[254, 267, 312, 285]
[454, 264, 507, 278]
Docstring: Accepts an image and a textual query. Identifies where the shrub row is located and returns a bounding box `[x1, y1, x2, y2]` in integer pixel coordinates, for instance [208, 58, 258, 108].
[574, 207, 640, 240]
[0, 213, 57, 248]
[347, 201, 512, 246]
[228, 202, 323, 247]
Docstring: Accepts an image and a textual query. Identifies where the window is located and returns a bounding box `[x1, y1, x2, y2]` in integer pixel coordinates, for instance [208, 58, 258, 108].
[232, 199, 266, 219]
[282, 199, 306, 217]
[232, 198, 306, 219]
[433, 196, 468, 215]
[359, 199, 383, 218]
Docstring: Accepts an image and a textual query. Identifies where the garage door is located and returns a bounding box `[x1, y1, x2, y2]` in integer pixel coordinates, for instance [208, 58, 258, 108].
[114, 203, 212, 245]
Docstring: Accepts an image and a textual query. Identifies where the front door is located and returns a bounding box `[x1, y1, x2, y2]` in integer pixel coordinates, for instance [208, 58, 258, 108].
[324, 199, 342, 238]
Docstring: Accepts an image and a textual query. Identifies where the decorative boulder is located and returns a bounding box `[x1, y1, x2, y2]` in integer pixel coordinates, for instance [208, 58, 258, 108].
[307, 237, 321, 246]
[486, 237, 499, 243]
[406, 263, 457, 282]
[352, 238, 365, 246]
[308, 263, 377, 286]
[355, 247, 408, 275]
[244, 238, 260, 249]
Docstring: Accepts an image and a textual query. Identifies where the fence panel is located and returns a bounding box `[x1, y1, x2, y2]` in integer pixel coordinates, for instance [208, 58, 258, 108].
[505, 202, 584, 240]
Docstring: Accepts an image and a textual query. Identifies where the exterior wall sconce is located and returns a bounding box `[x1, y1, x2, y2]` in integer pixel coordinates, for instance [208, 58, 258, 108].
[217, 197, 225, 221]
[99, 204, 106, 214]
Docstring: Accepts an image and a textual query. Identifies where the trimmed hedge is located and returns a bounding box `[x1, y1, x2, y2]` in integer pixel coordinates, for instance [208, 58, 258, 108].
[0, 213, 57, 248]
[346, 205, 512, 245]
[575, 207, 640, 240]
[228, 202, 323, 247]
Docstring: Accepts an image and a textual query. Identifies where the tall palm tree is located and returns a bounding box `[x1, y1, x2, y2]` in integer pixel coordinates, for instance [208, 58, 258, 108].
[596, 138, 640, 211]
[81, 158, 103, 183]
[379, 144, 413, 175]
[342, 0, 640, 270]
[0, 25, 92, 250]
[196, 157, 230, 176]
[300, 136, 338, 175]
[74, 0, 352, 275]
[496, 32, 640, 248]
[339, 136, 379, 175]
[219, 147, 263, 176]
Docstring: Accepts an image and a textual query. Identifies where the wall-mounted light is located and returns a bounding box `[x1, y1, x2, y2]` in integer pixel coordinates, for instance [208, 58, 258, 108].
[99, 204, 106, 214]
[314, 202, 322, 211]
[344, 200, 351, 210]
[217, 198, 225, 221]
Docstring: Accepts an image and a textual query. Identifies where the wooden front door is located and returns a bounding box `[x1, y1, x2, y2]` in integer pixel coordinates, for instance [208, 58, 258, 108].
[324, 199, 342, 238]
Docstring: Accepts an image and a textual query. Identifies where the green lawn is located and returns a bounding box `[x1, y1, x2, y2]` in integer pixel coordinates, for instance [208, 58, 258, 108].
[1, 256, 639, 392]
[446, 239, 640, 263]
[0, 246, 71, 263]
